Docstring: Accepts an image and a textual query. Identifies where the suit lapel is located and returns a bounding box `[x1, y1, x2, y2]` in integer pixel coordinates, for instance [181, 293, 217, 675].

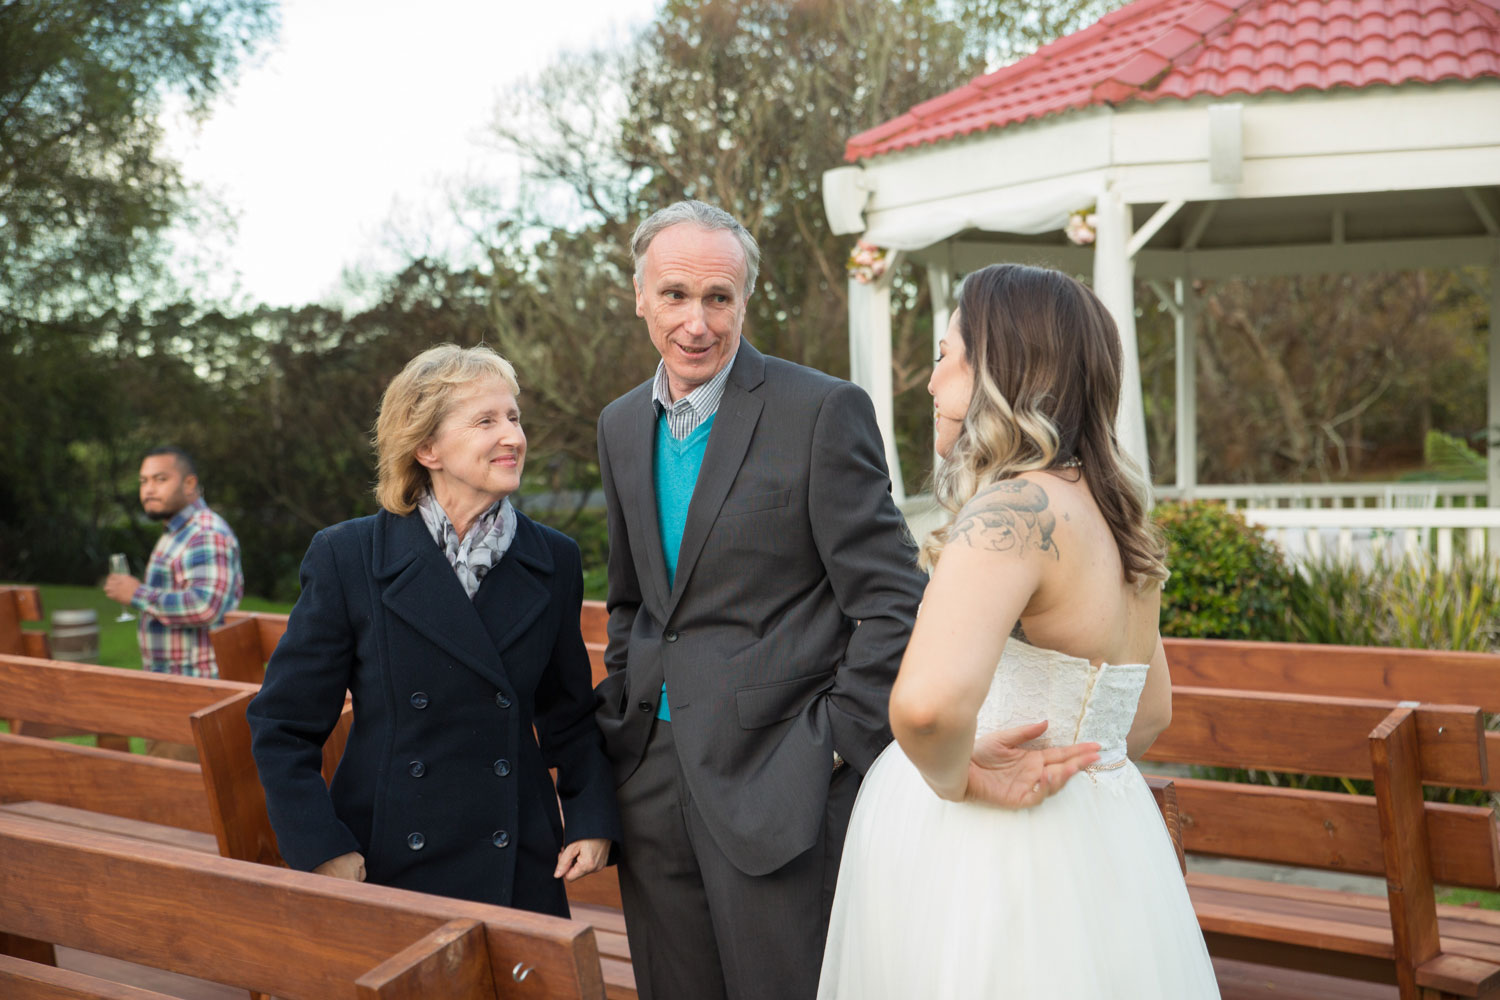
[618, 386, 674, 620]
[472, 513, 553, 654]
[666, 343, 766, 619]
[374, 509, 509, 691]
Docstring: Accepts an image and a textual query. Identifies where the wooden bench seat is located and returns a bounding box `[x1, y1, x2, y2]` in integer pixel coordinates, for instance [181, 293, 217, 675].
[0, 813, 608, 1000]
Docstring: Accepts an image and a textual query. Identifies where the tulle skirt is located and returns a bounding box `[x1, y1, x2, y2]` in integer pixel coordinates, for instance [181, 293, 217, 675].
[818, 742, 1220, 999]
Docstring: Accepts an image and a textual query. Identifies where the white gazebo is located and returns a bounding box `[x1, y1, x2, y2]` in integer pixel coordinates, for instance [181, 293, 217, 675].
[824, 0, 1500, 560]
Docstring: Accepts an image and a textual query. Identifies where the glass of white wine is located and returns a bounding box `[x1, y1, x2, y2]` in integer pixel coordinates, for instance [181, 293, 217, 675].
[108, 553, 136, 622]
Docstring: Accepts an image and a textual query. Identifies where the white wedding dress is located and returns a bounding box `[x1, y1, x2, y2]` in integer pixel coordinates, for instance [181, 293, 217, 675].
[818, 639, 1220, 998]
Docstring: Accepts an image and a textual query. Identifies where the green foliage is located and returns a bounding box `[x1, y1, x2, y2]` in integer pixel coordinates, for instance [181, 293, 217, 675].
[1289, 552, 1500, 652]
[0, 0, 277, 311]
[1153, 501, 1295, 640]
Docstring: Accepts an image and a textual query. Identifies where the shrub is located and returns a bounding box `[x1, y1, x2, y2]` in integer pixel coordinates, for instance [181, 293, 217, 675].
[1153, 500, 1295, 640]
[1290, 551, 1500, 652]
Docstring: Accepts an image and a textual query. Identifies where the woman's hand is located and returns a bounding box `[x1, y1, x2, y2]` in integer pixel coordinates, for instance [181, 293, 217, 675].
[313, 851, 367, 882]
[554, 838, 611, 882]
[963, 721, 1100, 809]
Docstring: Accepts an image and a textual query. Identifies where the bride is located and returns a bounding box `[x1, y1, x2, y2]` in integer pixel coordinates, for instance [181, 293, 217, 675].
[817, 264, 1220, 998]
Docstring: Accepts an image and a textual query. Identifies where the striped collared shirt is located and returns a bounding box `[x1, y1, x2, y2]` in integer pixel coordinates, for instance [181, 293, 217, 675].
[651, 354, 736, 441]
[131, 497, 244, 677]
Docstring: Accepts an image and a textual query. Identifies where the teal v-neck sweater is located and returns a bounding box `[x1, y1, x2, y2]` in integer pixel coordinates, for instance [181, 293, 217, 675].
[654, 412, 714, 721]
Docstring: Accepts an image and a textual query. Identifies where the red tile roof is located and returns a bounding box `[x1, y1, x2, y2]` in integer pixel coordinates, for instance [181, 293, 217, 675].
[845, 0, 1500, 161]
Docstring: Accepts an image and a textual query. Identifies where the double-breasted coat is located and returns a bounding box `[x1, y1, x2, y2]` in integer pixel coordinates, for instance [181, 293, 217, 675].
[247, 507, 620, 915]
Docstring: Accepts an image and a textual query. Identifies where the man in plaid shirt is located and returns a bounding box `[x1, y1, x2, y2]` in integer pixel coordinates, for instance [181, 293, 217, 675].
[104, 447, 244, 678]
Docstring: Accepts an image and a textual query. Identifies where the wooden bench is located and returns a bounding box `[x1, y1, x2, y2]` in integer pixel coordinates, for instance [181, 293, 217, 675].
[0, 653, 348, 865]
[0, 812, 607, 1000]
[0, 586, 50, 659]
[1141, 685, 1500, 999]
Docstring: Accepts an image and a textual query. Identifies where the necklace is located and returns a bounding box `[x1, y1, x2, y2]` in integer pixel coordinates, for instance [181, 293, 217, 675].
[1058, 455, 1081, 469]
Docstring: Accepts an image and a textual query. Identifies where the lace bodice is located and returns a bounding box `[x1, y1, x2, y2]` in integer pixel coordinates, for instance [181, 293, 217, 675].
[975, 640, 1149, 766]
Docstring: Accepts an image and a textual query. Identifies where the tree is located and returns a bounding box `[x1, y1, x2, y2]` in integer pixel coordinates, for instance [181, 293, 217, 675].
[0, 0, 277, 316]
[481, 0, 1120, 496]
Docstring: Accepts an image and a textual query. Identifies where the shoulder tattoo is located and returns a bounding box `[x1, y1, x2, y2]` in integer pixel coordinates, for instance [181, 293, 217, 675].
[950, 480, 1061, 559]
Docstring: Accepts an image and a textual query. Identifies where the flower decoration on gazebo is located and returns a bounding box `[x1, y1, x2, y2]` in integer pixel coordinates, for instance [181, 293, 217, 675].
[846, 240, 890, 284]
[1064, 207, 1098, 246]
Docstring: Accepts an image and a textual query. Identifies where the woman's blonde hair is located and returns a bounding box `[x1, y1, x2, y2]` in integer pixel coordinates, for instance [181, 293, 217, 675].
[921, 264, 1168, 587]
[374, 344, 520, 515]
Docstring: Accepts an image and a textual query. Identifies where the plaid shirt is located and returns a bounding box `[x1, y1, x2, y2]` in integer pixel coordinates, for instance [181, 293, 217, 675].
[131, 497, 244, 677]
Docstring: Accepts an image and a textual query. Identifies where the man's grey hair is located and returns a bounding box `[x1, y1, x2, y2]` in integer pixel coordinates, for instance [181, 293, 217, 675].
[631, 200, 761, 297]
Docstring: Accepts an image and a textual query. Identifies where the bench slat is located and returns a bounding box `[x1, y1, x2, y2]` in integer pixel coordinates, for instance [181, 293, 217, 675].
[0, 655, 253, 743]
[1165, 639, 1500, 714]
[0, 814, 602, 1000]
[0, 953, 183, 1000]
[1159, 777, 1500, 888]
[1147, 689, 1492, 789]
[0, 735, 213, 834]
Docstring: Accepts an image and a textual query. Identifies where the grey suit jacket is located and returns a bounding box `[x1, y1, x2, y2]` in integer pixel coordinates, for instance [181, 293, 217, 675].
[594, 340, 924, 876]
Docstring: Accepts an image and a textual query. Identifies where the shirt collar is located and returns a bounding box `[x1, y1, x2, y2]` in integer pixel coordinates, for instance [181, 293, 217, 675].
[165, 497, 208, 535]
[651, 352, 736, 420]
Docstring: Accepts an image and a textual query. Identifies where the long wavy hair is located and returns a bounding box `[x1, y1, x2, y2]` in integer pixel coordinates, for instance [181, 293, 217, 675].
[922, 264, 1167, 587]
[374, 344, 520, 516]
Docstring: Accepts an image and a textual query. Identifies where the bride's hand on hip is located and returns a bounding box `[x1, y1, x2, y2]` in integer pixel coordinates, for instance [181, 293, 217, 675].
[964, 721, 1100, 810]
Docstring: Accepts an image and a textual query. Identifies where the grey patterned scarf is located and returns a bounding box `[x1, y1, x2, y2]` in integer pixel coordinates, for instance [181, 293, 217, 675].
[417, 492, 517, 600]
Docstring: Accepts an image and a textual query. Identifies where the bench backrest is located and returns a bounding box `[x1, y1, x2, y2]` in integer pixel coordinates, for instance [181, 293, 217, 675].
[0, 587, 50, 659]
[212, 610, 292, 683]
[0, 814, 605, 1000]
[1144, 686, 1499, 886]
[1164, 637, 1500, 785]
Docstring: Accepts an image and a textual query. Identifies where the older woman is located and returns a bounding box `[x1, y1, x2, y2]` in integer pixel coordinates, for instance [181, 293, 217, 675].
[248, 343, 619, 916]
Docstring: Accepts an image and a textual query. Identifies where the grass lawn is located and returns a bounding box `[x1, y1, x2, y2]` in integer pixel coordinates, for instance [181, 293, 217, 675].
[7, 581, 292, 671]
[1438, 887, 1500, 911]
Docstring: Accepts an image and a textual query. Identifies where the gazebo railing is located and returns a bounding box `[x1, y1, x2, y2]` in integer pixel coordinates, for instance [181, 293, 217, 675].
[1154, 481, 1488, 509]
[1239, 507, 1500, 570]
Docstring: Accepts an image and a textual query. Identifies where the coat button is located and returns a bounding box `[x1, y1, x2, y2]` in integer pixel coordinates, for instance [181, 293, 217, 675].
[408, 760, 425, 778]
[409, 691, 429, 709]
[407, 832, 426, 851]
[493, 759, 511, 777]
[495, 691, 512, 709]
[492, 830, 510, 849]
[664, 629, 679, 642]
[638, 701, 652, 714]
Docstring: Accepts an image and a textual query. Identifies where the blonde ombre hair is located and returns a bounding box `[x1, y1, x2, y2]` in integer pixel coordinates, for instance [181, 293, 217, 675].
[922, 264, 1168, 587]
[374, 344, 521, 515]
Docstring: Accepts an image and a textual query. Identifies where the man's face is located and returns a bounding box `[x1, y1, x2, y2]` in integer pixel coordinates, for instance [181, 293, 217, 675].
[635, 223, 748, 401]
[139, 455, 197, 521]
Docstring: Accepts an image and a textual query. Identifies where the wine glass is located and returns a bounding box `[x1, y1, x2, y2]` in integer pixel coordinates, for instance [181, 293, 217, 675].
[108, 553, 136, 622]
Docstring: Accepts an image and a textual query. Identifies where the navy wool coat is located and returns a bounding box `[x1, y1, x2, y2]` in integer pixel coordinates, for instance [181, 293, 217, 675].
[247, 507, 621, 916]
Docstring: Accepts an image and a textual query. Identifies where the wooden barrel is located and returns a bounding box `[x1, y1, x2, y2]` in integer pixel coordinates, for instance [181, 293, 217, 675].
[50, 608, 100, 663]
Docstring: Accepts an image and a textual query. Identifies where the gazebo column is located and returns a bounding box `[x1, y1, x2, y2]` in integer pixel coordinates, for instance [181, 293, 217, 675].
[1175, 277, 1198, 497]
[847, 254, 905, 504]
[1490, 242, 1499, 552]
[1149, 277, 1198, 498]
[1092, 189, 1151, 475]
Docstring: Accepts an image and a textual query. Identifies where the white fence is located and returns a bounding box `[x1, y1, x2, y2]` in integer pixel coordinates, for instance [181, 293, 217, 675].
[902, 482, 1498, 570]
[1155, 482, 1489, 510]
[1240, 507, 1500, 570]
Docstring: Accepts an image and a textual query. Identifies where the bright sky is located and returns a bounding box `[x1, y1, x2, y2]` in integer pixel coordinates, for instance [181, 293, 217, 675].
[163, 0, 659, 308]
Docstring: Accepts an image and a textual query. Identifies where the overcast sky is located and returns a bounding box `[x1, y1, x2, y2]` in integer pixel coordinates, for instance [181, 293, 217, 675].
[161, 0, 659, 308]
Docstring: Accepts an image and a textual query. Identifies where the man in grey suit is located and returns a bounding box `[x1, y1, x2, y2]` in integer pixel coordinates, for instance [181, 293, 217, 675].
[593, 200, 926, 1000]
